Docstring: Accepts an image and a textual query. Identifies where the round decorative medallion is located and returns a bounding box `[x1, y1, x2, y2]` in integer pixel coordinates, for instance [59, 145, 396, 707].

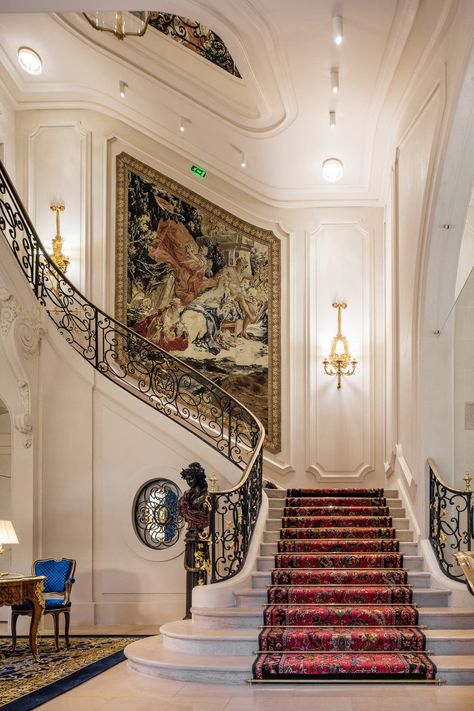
[133, 479, 184, 549]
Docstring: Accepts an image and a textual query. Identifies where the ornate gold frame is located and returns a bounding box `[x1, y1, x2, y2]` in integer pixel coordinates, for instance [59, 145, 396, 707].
[115, 152, 281, 453]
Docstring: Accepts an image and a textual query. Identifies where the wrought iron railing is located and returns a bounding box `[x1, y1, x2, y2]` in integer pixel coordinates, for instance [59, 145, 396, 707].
[0, 160, 264, 584]
[428, 458, 474, 587]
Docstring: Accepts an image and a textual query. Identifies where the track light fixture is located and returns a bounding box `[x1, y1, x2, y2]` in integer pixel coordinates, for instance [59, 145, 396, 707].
[332, 15, 343, 46]
[330, 111, 336, 128]
[180, 117, 186, 132]
[119, 80, 127, 98]
[331, 68, 339, 94]
[240, 151, 247, 168]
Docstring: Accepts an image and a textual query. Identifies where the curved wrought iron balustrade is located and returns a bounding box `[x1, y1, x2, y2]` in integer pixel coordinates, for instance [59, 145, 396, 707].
[0, 160, 264, 584]
[428, 458, 474, 589]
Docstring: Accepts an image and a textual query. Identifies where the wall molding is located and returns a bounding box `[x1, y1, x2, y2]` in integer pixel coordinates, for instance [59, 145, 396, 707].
[305, 220, 375, 481]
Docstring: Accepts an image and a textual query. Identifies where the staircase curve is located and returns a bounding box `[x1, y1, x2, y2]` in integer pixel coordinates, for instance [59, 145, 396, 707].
[0, 160, 264, 587]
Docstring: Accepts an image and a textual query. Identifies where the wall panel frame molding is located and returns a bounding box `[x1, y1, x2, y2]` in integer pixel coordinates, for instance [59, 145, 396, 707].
[306, 221, 374, 481]
[26, 121, 91, 295]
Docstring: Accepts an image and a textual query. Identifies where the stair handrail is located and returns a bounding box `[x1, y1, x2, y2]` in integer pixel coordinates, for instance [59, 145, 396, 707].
[0, 159, 264, 584]
[428, 457, 474, 586]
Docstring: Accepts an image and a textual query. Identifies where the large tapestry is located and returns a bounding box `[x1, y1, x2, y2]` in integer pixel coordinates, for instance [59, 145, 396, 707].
[115, 153, 281, 452]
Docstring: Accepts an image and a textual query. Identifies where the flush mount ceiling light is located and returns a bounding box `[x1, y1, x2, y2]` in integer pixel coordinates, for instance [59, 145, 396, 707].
[17, 47, 42, 75]
[83, 11, 150, 40]
[332, 15, 343, 46]
[322, 158, 344, 182]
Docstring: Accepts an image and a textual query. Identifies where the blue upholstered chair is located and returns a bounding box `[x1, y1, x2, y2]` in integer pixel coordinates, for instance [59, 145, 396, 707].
[11, 558, 76, 651]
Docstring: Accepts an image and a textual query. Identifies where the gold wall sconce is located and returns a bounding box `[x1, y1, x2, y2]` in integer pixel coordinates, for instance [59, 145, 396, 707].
[323, 301, 358, 389]
[49, 202, 70, 275]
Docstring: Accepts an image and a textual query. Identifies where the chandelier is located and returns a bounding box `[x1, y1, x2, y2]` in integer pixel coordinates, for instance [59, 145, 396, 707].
[83, 11, 151, 40]
[322, 301, 357, 389]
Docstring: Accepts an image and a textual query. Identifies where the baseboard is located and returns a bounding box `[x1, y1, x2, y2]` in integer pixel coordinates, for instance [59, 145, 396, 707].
[94, 597, 185, 626]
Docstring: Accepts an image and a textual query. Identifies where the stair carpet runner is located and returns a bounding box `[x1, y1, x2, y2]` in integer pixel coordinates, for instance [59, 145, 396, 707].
[252, 488, 438, 682]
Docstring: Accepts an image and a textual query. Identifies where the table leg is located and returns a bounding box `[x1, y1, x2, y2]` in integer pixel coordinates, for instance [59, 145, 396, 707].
[25, 581, 45, 662]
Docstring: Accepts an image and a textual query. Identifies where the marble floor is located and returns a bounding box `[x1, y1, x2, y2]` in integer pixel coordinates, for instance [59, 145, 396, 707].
[29, 626, 474, 710]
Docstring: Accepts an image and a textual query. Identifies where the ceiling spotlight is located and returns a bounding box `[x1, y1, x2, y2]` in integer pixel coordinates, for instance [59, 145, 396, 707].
[119, 80, 127, 98]
[179, 117, 186, 133]
[240, 151, 247, 168]
[331, 68, 339, 94]
[17, 47, 42, 75]
[332, 15, 343, 46]
[322, 158, 344, 182]
[330, 111, 336, 128]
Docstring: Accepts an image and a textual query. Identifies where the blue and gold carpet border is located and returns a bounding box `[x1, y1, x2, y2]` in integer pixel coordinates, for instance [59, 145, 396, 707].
[0, 635, 147, 711]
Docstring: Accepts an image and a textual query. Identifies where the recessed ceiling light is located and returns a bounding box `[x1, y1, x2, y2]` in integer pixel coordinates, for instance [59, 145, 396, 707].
[17, 47, 42, 75]
[332, 16, 343, 46]
[322, 158, 344, 182]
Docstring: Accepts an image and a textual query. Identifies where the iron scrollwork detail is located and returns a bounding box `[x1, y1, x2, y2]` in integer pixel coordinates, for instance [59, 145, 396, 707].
[148, 13, 241, 78]
[134, 478, 184, 549]
[0, 159, 264, 591]
[428, 459, 474, 587]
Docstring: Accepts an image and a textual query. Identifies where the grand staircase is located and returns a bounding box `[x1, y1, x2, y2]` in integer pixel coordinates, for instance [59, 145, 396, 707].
[125, 487, 474, 684]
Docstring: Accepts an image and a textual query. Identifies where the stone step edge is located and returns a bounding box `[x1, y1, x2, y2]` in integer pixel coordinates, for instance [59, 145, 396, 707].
[161, 620, 474, 642]
[126, 636, 474, 674]
[233, 587, 450, 597]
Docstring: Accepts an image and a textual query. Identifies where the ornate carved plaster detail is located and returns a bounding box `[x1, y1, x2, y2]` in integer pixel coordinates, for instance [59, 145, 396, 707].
[0, 287, 45, 446]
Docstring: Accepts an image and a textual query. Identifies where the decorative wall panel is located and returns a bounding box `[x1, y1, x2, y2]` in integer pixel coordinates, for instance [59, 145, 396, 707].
[395, 87, 441, 475]
[307, 222, 373, 481]
[26, 122, 91, 294]
[115, 153, 281, 452]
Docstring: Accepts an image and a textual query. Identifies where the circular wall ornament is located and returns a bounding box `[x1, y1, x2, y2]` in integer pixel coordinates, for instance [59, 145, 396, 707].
[133, 478, 184, 549]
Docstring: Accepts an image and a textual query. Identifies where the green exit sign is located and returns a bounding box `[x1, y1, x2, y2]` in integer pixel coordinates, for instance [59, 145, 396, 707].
[191, 164, 207, 179]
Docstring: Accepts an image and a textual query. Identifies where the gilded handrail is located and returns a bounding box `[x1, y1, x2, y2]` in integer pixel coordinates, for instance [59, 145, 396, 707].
[0, 159, 264, 583]
[428, 458, 474, 585]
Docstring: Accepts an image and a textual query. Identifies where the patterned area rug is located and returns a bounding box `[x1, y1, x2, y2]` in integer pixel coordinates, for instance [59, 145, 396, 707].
[0, 635, 144, 710]
[253, 488, 438, 682]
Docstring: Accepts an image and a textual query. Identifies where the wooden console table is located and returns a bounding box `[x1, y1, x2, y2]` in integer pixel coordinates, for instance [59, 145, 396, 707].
[0, 575, 45, 661]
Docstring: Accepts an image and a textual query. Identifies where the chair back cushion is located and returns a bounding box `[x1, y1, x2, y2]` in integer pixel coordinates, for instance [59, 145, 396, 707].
[33, 559, 74, 594]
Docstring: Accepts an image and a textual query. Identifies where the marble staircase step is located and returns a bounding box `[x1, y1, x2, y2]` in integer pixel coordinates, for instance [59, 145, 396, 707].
[264, 489, 400, 499]
[251, 569, 431, 588]
[160, 620, 255, 655]
[234, 587, 451, 607]
[263, 528, 415, 542]
[156, 620, 474, 658]
[124, 635, 474, 684]
[259, 540, 419, 556]
[426, 630, 474, 656]
[191, 605, 474, 631]
[255, 554, 424, 573]
[269, 508, 406, 520]
[125, 635, 251, 684]
[265, 517, 410, 531]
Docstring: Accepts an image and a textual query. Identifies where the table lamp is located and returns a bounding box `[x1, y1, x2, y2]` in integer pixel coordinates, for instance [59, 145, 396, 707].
[0, 520, 19, 576]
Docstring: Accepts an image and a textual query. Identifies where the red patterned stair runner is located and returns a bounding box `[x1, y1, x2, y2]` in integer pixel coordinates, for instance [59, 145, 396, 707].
[252, 488, 437, 682]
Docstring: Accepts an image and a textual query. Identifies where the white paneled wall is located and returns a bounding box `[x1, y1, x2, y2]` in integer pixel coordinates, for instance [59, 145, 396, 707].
[307, 221, 375, 481]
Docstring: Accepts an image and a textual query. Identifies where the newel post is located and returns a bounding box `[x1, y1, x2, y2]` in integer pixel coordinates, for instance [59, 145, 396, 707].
[179, 462, 211, 619]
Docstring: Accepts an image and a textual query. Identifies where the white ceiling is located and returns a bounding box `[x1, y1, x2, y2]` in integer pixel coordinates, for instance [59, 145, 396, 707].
[0, 1, 453, 206]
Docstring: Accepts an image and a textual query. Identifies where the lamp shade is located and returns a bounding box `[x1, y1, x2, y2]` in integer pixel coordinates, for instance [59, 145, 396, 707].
[0, 520, 19, 544]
